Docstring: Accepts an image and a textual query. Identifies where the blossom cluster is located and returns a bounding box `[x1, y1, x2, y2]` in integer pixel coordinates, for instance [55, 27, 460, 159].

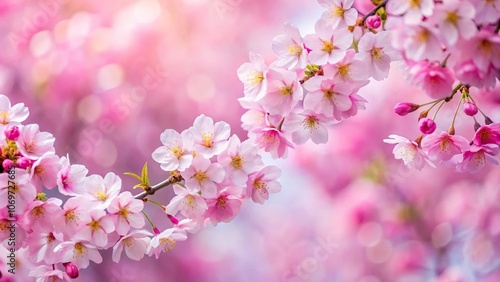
[0, 94, 281, 281]
[237, 0, 400, 158]
[382, 0, 500, 172]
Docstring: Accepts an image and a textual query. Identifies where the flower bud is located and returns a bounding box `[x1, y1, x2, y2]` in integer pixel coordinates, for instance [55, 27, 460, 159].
[4, 125, 20, 141]
[366, 15, 381, 29]
[16, 157, 32, 169]
[2, 159, 14, 171]
[463, 102, 478, 116]
[419, 118, 436, 134]
[394, 102, 419, 116]
[64, 263, 79, 279]
[153, 227, 161, 235]
[168, 214, 179, 225]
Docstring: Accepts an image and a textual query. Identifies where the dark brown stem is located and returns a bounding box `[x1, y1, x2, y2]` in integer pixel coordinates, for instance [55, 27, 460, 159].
[134, 173, 183, 200]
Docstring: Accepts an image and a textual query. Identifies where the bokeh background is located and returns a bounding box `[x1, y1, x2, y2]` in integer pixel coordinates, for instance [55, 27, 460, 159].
[1, 0, 500, 281]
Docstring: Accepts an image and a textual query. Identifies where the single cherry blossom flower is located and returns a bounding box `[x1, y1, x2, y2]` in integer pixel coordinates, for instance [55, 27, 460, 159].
[408, 61, 455, 99]
[56, 156, 88, 196]
[302, 76, 352, 119]
[246, 166, 282, 204]
[16, 124, 55, 160]
[54, 240, 102, 269]
[303, 19, 353, 65]
[29, 265, 69, 282]
[112, 230, 152, 263]
[318, 0, 358, 27]
[271, 23, 307, 70]
[25, 226, 64, 264]
[431, 0, 477, 45]
[282, 110, 334, 145]
[472, 0, 500, 25]
[181, 156, 225, 198]
[25, 198, 64, 231]
[237, 52, 268, 100]
[357, 31, 398, 81]
[261, 68, 303, 115]
[166, 184, 208, 219]
[75, 209, 115, 247]
[189, 114, 230, 158]
[383, 134, 435, 170]
[83, 172, 121, 209]
[147, 228, 187, 259]
[473, 123, 500, 146]
[152, 129, 194, 172]
[0, 94, 29, 127]
[392, 23, 443, 62]
[387, 0, 434, 24]
[107, 191, 144, 236]
[217, 135, 264, 185]
[253, 127, 294, 159]
[204, 185, 244, 225]
[421, 132, 470, 162]
[455, 144, 499, 173]
[29, 152, 61, 190]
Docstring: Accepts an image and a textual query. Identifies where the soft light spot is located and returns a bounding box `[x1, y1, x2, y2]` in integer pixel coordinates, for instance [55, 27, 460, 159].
[133, 0, 162, 23]
[77, 95, 102, 123]
[358, 222, 383, 247]
[431, 222, 453, 248]
[97, 64, 124, 90]
[29, 31, 53, 57]
[92, 139, 118, 168]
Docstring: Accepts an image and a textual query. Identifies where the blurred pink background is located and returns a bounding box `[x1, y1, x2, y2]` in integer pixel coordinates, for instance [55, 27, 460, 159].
[1, 0, 500, 281]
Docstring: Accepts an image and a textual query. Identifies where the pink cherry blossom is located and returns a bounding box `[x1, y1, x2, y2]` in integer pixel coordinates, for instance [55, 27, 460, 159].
[454, 59, 497, 89]
[29, 265, 69, 282]
[471, 0, 500, 25]
[237, 52, 268, 100]
[253, 127, 294, 159]
[204, 185, 244, 225]
[261, 68, 303, 115]
[166, 184, 208, 218]
[303, 19, 353, 65]
[238, 97, 268, 134]
[25, 198, 64, 231]
[383, 134, 435, 170]
[342, 93, 368, 118]
[431, 0, 477, 45]
[25, 226, 64, 264]
[181, 156, 225, 198]
[83, 172, 122, 209]
[147, 228, 187, 259]
[112, 230, 152, 263]
[0, 168, 36, 213]
[75, 209, 115, 247]
[107, 191, 145, 236]
[271, 23, 307, 70]
[461, 29, 500, 72]
[217, 135, 264, 185]
[473, 123, 500, 146]
[54, 240, 103, 269]
[151, 129, 194, 172]
[58, 197, 91, 236]
[16, 124, 55, 160]
[189, 114, 230, 158]
[392, 22, 443, 62]
[421, 132, 470, 162]
[455, 144, 499, 173]
[29, 152, 61, 190]
[0, 94, 29, 127]
[387, 0, 434, 24]
[408, 61, 455, 99]
[246, 165, 281, 204]
[318, 0, 358, 27]
[302, 76, 352, 119]
[357, 31, 397, 81]
[282, 110, 333, 144]
[56, 156, 88, 196]
[327, 50, 370, 83]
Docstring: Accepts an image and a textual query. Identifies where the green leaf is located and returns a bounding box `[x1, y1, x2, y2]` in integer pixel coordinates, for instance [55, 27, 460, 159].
[141, 162, 150, 187]
[124, 172, 143, 182]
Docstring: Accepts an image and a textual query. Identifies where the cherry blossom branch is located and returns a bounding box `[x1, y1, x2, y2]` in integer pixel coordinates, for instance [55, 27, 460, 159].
[134, 173, 183, 200]
[361, 0, 388, 24]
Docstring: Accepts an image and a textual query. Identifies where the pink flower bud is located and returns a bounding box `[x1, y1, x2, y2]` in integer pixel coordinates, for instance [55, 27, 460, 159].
[419, 118, 436, 134]
[366, 15, 381, 29]
[64, 263, 79, 279]
[394, 103, 419, 116]
[2, 159, 14, 171]
[16, 157, 32, 169]
[168, 214, 179, 225]
[4, 125, 20, 141]
[463, 102, 478, 116]
[153, 227, 161, 235]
